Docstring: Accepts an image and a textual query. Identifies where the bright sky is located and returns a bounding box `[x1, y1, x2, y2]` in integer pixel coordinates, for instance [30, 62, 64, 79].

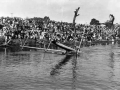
[0, 0, 120, 24]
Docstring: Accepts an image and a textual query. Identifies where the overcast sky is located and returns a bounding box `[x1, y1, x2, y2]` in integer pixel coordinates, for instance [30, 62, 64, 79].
[0, 0, 120, 24]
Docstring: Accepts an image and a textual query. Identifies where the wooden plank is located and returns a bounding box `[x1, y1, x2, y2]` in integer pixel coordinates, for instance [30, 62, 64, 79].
[21, 45, 66, 54]
[21, 45, 82, 55]
[21, 45, 45, 50]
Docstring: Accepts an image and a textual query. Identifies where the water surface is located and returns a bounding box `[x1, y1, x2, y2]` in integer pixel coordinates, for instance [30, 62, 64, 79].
[0, 44, 120, 90]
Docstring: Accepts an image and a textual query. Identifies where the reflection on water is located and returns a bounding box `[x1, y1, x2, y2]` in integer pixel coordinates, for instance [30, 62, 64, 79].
[0, 44, 120, 90]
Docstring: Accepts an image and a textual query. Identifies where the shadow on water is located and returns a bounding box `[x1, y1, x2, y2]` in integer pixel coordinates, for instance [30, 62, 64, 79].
[50, 54, 74, 75]
[50, 52, 78, 90]
[50, 54, 76, 75]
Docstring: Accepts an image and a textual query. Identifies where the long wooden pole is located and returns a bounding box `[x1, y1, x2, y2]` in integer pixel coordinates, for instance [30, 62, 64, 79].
[73, 7, 80, 34]
[72, 7, 80, 52]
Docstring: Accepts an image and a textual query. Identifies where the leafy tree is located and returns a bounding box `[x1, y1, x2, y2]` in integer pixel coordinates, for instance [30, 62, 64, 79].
[44, 16, 50, 23]
[90, 18, 100, 25]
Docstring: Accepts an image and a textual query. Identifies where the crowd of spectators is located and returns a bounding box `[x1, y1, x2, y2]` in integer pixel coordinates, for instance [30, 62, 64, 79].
[0, 16, 120, 46]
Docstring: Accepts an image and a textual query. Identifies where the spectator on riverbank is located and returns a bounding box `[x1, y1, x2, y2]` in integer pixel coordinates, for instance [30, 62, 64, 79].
[0, 16, 120, 45]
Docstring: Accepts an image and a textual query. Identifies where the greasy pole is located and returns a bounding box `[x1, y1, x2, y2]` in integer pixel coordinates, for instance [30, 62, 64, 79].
[73, 7, 80, 53]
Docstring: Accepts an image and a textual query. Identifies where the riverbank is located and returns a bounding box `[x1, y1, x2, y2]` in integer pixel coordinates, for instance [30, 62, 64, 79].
[1, 37, 120, 49]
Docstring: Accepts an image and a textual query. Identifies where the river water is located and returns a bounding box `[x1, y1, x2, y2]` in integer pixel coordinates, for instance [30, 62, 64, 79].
[0, 43, 120, 90]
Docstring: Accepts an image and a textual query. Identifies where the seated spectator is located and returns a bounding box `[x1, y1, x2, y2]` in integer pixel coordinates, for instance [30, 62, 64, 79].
[104, 14, 115, 28]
